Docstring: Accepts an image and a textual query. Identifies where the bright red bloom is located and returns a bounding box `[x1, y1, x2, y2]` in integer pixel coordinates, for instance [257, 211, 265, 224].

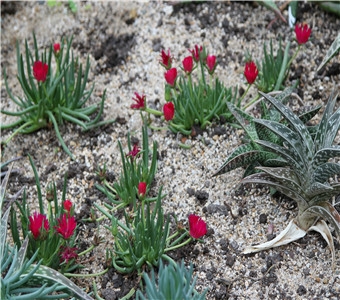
[206, 55, 217, 74]
[60, 246, 78, 263]
[131, 92, 145, 110]
[29, 212, 50, 240]
[127, 144, 140, 158]
[33, 61, 48, 82]
[53, 43, 61, 54]
[63, 200, 72, 213]
[188, 214, 207, 239]
[244, 61, 258, 84]
[295, 23, 311, 45]
[163, 102, 175, 121]
[159, 49, 172, 69]
[164, 68, 177, 86]
[182, 56, 194, 74]
[138, 182, 147, 197]
[189, 45, 203, 62]
[55, 213, 76, 240]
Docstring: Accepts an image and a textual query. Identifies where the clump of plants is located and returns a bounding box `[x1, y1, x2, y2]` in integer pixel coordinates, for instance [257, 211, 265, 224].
[136, 259, 207, 300]
[95, 123, 208, 276]
[1, 162, 94, 299]
[216, 89, 340, 268]
[213, 86, 322, 178]
[1, 33, 114, 159]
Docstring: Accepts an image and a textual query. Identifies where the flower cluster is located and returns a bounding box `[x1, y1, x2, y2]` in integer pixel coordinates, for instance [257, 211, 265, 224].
[131, 45, 238, 137]
[27, 200, 78, 267]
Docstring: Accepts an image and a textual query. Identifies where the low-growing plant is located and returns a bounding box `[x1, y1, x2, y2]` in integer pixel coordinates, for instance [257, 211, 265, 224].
[136, 259, 208, 300]
[228, 90, 340, 267]
[213, 86, 322, 178]
[96, 187, 207, 275]
[1, 163, 94, 300]
[95, 124, 158, 213]
[9, 155, 96, 274]
[131, 46, 239, 136]
[1, 33, 114, 159]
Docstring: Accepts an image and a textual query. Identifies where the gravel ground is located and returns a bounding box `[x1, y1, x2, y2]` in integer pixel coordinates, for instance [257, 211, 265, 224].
[1, 1, 340, 299]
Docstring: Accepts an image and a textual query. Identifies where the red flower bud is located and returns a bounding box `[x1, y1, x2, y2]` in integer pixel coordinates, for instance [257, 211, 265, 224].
[206, 55, 217, 74]
[33, 61, 48, 82]
[138, 182, 147, 197]
[164, 68, 177, 86]
[294, 23, 311, 45]
[163, 102, 175, 121]
[29, 212, 50, 240]
[188, 214, 207, 239]
[53, 43, 61, 54]
[182, 56, 194, 74]
[244, 61, 258, 84]
[63, 199, 72, 213]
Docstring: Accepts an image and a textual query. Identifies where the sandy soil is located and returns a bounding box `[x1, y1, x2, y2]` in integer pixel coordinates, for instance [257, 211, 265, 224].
[1, 1, 340, 299]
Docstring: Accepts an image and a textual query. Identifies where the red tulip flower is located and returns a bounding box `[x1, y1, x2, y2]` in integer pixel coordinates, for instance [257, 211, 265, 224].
[138, 182, 147, 197]
[164, 68, 177, 86]
[131, 92, 145, 110]
[159, 49, 172, 69]
[188, 214, 207, 239]
[189, 45, 203, 62]
[206, 55, 217, 74]
[182, 56, 194, 74]
[244, 61, 258, 84]
[163, 102, 175, 121]
[55, 213, 77, 240]
[53, 43, 61, 54]
[29, 212, 50, 240]
[63, 199, 73, 213]
[295, 23, 311, 45]
[33, 61, 48, 82]
[60, 246, 78, 263]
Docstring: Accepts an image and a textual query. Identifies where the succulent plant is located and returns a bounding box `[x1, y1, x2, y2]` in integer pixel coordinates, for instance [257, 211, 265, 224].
[1, 163, 94, 299]
[214, 86, 322, 178]
[136, 260, 207, 300]
[238, 90, 340, 267]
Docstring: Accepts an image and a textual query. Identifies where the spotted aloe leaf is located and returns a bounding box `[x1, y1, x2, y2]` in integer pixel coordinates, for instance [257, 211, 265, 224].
[23, 265, 94, 300]
[312, 162, 340, 183]
[317, 33, 340, 72]
[214, 86, 321, 178]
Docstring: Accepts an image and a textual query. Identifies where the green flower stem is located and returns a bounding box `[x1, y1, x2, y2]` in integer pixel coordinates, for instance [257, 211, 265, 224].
[242, 92, 260, 110]
[78, 244, 95, 256]
[144, 107, 163, 116]
[2, 120, 35, 145]
[164, 237, 193, 252]
[238, 84, 252, 108]
[287, 44, 301, 72]
[148, 124, 168, 131]
[64, 268, 108, 278]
